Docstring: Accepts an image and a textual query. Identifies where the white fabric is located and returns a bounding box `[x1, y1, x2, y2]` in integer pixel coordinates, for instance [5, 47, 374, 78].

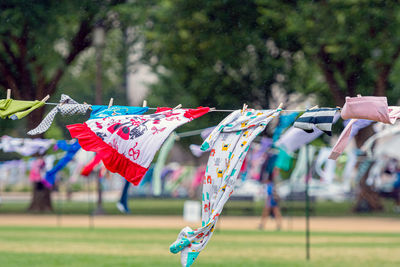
[170, 109, 280, 267]
[1, 136, 54, 156]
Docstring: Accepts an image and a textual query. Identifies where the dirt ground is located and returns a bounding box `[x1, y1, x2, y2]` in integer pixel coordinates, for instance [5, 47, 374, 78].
[0, 215, 399, 232]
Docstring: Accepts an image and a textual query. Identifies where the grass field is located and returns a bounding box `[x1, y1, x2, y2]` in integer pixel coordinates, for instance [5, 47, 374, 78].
[1, 198, 399, 217]
[0, 226, 399, 266]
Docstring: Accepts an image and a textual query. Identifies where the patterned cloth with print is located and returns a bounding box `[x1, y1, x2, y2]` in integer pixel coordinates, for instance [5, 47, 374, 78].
[28, 94, 91, 135]
[67, 107, 210, 185]
[89, 105, 149, 120]
[170, 108, 281, 267]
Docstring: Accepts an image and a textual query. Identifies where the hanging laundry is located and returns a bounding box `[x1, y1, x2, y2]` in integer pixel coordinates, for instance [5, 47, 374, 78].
[329, 96, 400, 160]
[67, 107, 210, 185]
[43, 140, 81, 188]
[275, 147, 293, 171]
[277, 112, 340, 153]
[294, 108, 339, 136]
[314, 147, 336, 183]
[170, 108, 280, 267]
[89, 105, 149, 120]
[361, 124, 400, 156]
[0, 136, 54, 156]
[152, 132, 177, 196]
[28, 94, 91, 135]
[29, 158, 46, 183]
[189, 144, 203, 157]
[345, 119, 373, 138]
[247, 139, 273, 180]
[0, 98, 45, 120]
[80, 153, 103, 176]
[273, 112, 299, 142]
[189, 127, 217, 157]
[289, 145, 316, 184]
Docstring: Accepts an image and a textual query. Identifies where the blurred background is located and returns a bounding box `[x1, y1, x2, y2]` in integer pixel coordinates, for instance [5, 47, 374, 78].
[0, 1, 400, 266]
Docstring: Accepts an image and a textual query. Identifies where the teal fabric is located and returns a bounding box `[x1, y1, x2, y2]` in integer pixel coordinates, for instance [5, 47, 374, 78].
[89, 105, 149, 120]
[275, 148, 293, 171]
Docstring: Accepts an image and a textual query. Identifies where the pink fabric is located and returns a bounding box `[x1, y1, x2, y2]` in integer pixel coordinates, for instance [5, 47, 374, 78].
[341, 96, 391, 122]
[191, 165, 206, 190]
[330, 96, 400, 160]
[29, 158, 45, 182]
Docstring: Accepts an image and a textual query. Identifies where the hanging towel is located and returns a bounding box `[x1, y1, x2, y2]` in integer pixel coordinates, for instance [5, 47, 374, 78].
[67, 107, 210, 185]
[28, 94, 91, 135]
[43, 140, 81, 188]
[0, 99, 45, 120]
[294, 108, 339, 136]
[170, 108, 280, 267]
[329, 96, 400, 160]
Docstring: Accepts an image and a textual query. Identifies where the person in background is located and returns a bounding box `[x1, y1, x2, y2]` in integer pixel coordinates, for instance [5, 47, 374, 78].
[116, 180, 131, 214]
[393, 172, 400, 213]
[259, 169, 282, 230]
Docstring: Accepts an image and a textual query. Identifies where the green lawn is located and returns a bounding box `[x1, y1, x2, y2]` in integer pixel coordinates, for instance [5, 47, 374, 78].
[0, 198, 399, 217]
[0, 226, 399, 266]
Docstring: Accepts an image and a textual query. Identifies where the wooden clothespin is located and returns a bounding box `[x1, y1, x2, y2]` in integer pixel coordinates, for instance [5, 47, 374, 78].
[309, 105, 319, 110]
[142, 100, 147, 107]
[108, 98, 114, 108]
[84, 102, 92, 110]
[6, 89, 11, 100]
[172, 104, 182, 110]
[241, 103, 248, 114]
[277, 103, 283, 111]
[40, 95, 50, 102]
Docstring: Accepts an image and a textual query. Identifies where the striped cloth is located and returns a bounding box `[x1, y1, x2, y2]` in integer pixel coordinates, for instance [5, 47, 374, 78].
[293, 108, 339, 136]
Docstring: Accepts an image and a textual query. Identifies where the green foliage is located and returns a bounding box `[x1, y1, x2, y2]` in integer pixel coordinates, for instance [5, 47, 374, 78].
[142, 0, 287, 130]
[257, 0, 400, 105]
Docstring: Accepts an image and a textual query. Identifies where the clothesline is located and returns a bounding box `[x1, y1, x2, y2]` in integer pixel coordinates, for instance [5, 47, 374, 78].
[44, 102, 328, 113]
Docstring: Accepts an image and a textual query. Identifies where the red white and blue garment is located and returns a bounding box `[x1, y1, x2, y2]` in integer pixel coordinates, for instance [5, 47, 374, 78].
[67, 107, 210, 185]
[170, 108, 281, 267]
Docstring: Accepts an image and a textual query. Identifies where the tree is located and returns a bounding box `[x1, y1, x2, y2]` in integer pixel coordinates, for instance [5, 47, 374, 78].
[257, 0, 400, 106]
[0, 0, 129, 212]
[0, 0, 127, 131]
[142, 0, 288, 131]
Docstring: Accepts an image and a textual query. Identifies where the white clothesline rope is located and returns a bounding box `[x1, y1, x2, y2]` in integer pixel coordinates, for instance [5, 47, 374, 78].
[44, 102, 339, 113]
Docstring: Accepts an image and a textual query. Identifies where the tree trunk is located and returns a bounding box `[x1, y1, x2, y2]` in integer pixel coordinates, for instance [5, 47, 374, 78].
[28, 182, 53, 212]
[353, 160, 383, 213]
[352, 124, 383, 212]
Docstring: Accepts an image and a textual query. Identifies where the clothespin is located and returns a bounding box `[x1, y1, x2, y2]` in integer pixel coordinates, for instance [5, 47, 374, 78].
[172, 104, 182, 110]
[142, 100, 147, 107]
[84, 102, 92, 110]
[108, 98, 114, 108]
[241, 103, 248, 114]
[6, 89, 11, 100]
[40, 95, 50, 102]
[357, 94, 361, 97]
[210, 107, 216, 112]
[277, 103, 283, 110]
[309, 105, 319, 110]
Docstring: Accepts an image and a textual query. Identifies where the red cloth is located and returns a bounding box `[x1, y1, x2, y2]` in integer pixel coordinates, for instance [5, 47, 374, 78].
[80, 153, 103, 177]
[67, 123, 148, 185]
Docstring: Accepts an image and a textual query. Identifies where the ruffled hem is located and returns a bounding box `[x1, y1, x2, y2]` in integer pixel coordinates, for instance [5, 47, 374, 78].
[66, 123, 148, 185]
